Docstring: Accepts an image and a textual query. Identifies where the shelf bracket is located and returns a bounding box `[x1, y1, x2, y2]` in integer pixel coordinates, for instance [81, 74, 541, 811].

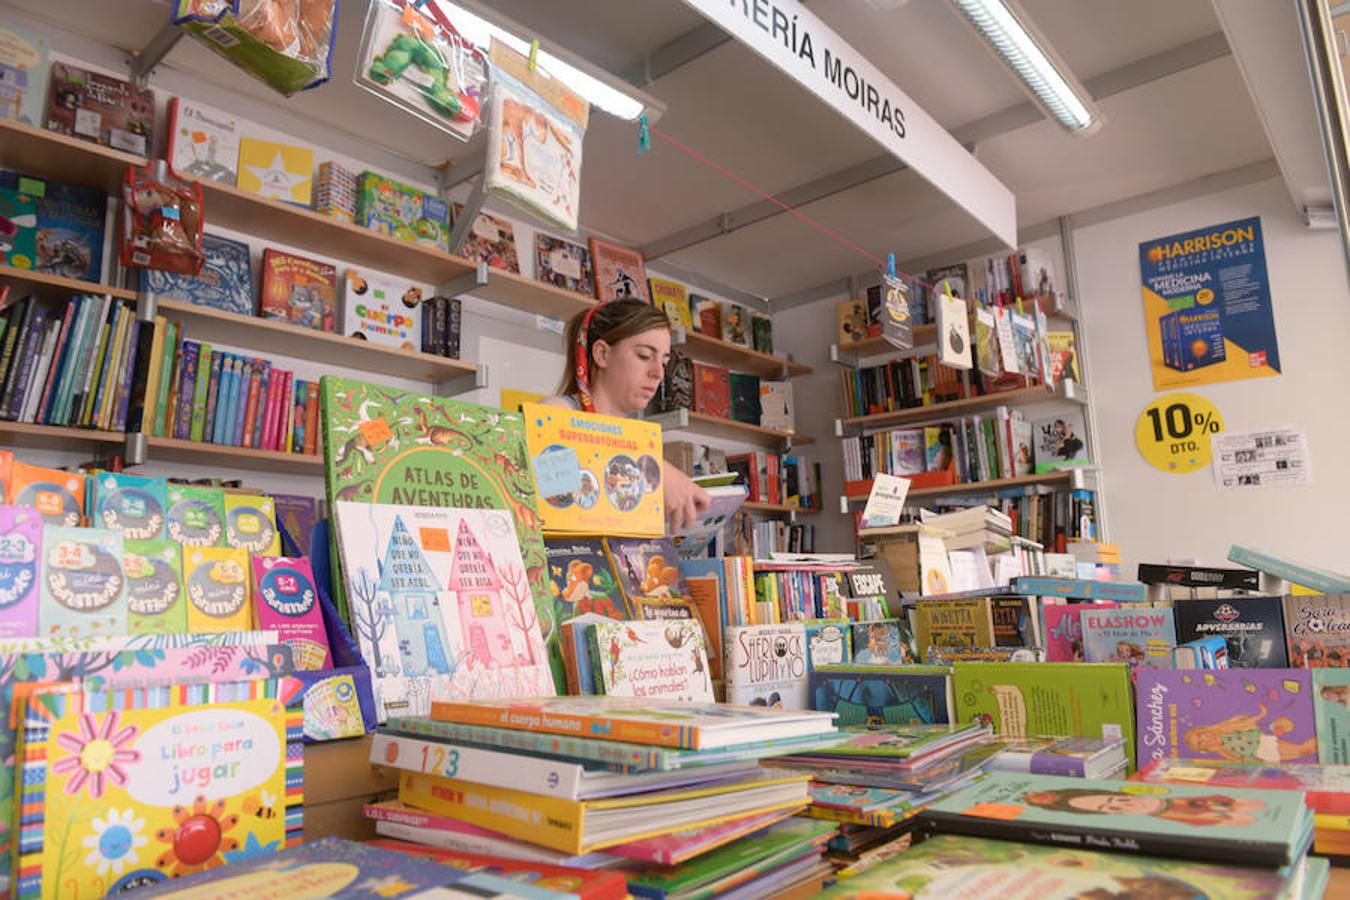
[128, 23, 185, 89]
[124, 431, 147, 466]
[135, 291, 157, 323]
[447, 177, 488, 256]
[438, 261, 489, 299]
[436, 362, 489, 398]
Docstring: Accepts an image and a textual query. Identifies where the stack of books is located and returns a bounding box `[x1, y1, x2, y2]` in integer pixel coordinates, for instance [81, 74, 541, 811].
[919, 504, 1014, 553]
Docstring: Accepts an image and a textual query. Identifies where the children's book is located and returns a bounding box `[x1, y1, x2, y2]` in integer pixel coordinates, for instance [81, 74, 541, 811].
[356, 171, 451, 251]
[1042, 601, 1118, 662]
[1081, 606, 1176, 669]
[10, 461, 83, 526]
[523, 401, 664, 537]
[1283, 593, 1350, 667]
[985, 736, 1127, 779]
[535, 233, 595, 296]
[452, 203, 520, 272]
[721, 303, 750, 347]
[339, 266, 424, 350]
[0, 186, 36, 269]
[589, 238, 649, 303]
[93, 470, 167, 542]
[1173, 596, 1288, 667]
[366, 840, 630, 899]
[918, 771, 1311, 866]
[0, 505, 40, 637]
[224, 492, 281, 556]
[1032, 411, 1090, 473]
[45, 61, 154, 155]
[545, 538, 631, 621]
[805, 619, 850, 672]
[39, 525, 126, 637]
[649, 277, 692, 330]
[1135, 668, 1317, 770]
[909, 598, 996, 656]
[271, 493, 319, 558]
[0, 171, 107, 282]
[12, 678, 302, 897]
[1314, 668, 1350, 765]
[936, 291, 971, 369]
[808, 665, 953, 728]
[237, 136, 314, 206]
[260, 249, 336, 332]
[165, 484, 227, 548]
[123, 538, 187, 634]
[724, 622, 807, 708]
[183, 545, 252, 633]
[140, 232, 254, 317]
[593, 618, 714, 703]
[251, 555, 332, 671]
[604, 537, 692, 607]
[333, 502, 555, 721]
[951, 661, 1136, 768]
[166, 95, 240, 184]
[692, 363, 731, 419]
[0, 21, 49, 126]
[692, 295, 721, 336]
[1134, 757, 1350, 814]
[728, 373, 760, 425]
[848, 619, 914, 665]
[806, 781, 938, 828]
[815, 833, 1299, 899]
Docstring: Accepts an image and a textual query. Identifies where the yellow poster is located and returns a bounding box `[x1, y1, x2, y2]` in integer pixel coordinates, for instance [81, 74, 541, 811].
[237, 137, 314, 206]
[523, 402, 664, 537]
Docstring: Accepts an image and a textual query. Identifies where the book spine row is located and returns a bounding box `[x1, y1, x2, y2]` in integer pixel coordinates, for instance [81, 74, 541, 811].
[731, 519, 816, 560]
[419, 296, 462, 359]
[749, 570, 845, 623]
[722, 452, 820, 510]
[841, 407, 1031, 487]
[839, 353, 1037, 419]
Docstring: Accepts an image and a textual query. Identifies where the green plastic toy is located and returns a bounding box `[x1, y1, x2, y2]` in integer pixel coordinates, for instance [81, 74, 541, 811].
[368, 32, 476, 123]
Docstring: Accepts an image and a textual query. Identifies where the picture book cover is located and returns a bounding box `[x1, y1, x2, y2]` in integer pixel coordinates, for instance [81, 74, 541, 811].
[919, 771, 1309, 865]
[751, 312, 773, 354]
[94, 471, 167, 542]
[451, 204, 520, 272]
[809, 665, 952, 728]
[815, 833, 1296, 900]
[1135, 757, 1350, 809]
[604, 537, 691, 605]
[237, 136, 314, 206]
[183, 545, 252, 634]
[724, 623, 807, 708]
[545, 538, 630, 620]
[806, 620, 850, 672]
[333, 502, 555, 722]
[721, 303, 750, 348]
[951, 662, 1136, 768]
[535, 233, 595, 296]
[271, 494, 319, 559]
[1174, 596, 1288, 668]
[589, 238, 649, 303]
[1032, 412, 1090, 473]
[44, 61, 154, 155]
[165, 484, 227, 548]
[140, 232, 254, 317]
[10, 461, 83, 527]
[728, 373, 761, 425]
[936, 291, 971, 369]
[1314, 668, 1350, 765]
[1081, 606, 1176, 669]
[224, 493, 281, 556]
[319, 376, 559, 690]
[365, 840, 631, 900]
[0, 21, 49, 126]
[692, 363, 731, 419]
[848, 619, 914, 665]
[692, 295, 721, 336]
[909, 598, 995, 656]
[806, 782, 932, 828]
[522, 402, 664, 537]
[1283, 593, 1350, 667]
[1048, 330, 1080, 382]
[649, 277, 692, 330]
[594, 618, 714, 703]
[0, 505, 41, 637]
[13, 678, 303, 898]
[623, 817, 831, 897]
[1042, 601, 1117, 662]
[166, 96, 239, 184]
[1135, 669, 1317, 770]
[39, 525, 126, 637]
[122, 539, 187, 634]
[340, 266, 424, 350]
[0, 186, 36, 270]
[356, 171, 451, 251]
[251, 556, 332, 671]
[0, 171, 106, 282]
[260, 249, 336, 332]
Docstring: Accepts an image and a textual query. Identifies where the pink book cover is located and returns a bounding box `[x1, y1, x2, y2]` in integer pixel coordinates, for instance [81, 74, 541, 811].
[0, 506, 42, 637]
[251, 555, 332, 670]
[267, 370, 286, 450]
[87, 642, 296, 688]
[604, 807, 800, 865]
[260, 370, 279, 451]
[283, 371, 296, 452]
[1043, 600, 1119, 662]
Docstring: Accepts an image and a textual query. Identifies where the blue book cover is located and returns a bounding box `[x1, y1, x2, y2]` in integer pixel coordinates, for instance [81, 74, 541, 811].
[1082, 606, 1176, 669]
[850, 620, 914, 665]
[216, 354, 239, 446]
[139, 232, 254, 316]
[808, 665, 952, 727]
[233, 358, 254, 447]
[93, 470, 168, 541]
[226, 356, 246, 447]
[202, 349, 224, 443]
[0, 171, 107, 283]
[6, 302, 49, 419]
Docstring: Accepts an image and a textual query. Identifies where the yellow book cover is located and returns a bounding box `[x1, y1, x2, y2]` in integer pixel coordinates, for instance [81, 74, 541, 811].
[183, 546, 253, 632]
[649, 278, 692, 329]
[14, 678, 303, 898]
[909, 598, 996, 654]
[522, 402, 664, 537]
[141, 316, 167, 434]
[223, 494, 281, 556]
[500, 387, 545, 413]
[237, 137, 314, 206]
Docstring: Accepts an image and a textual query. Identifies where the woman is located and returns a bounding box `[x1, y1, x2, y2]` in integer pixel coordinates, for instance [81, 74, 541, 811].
[542, 299, 710, 530]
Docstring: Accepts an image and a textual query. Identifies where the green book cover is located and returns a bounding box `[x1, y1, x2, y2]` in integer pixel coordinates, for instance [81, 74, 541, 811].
[153, 320, 178, 437]
[50, 297, 87, 425]
[919, 771, 1310, 866]
[123, 538, 188, 634]
[165, 484, 228, 548]
[801, 722, 983, 759]
[1314, 668, 1350, 764]
[80, 305, 114, 427]
[817, 833, 1296, 899]
[952, 661, 1136, 769]
[625, 817, 832, 897]
[189, 342, 212, 442]
[321, 375, 563, 691]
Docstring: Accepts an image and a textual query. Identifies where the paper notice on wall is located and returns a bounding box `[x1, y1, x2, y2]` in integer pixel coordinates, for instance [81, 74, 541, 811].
[1212, 426, 1310, 490]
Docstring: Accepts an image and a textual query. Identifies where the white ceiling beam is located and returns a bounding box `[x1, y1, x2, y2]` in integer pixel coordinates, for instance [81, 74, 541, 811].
[618, 21, 731, 86]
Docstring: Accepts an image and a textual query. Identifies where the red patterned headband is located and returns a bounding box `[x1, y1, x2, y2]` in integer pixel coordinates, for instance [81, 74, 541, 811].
[574, 302, 604, 413]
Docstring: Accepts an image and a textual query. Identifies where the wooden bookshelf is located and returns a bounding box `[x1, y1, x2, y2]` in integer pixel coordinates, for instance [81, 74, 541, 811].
[838, 381, 1089, 430]
[646, 409, 814, 449]
[472, 267, 597, 319]
[0, 420, 124, 452]
[0, 266, 138, 302]
[144, 435, 325, 476]
[674, 328, 812, 378]
[842, 471, 1076, 507]
[743, 501, 821, 515]
[0, 118, 140, 194]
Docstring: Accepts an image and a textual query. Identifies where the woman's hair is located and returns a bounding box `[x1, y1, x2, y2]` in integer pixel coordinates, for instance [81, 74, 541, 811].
[558, 299, 672, 396]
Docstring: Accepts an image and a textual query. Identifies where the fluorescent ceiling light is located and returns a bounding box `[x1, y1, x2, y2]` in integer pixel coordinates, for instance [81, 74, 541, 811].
[432, 1, 648, 121]
[948, 0, 1101, 134]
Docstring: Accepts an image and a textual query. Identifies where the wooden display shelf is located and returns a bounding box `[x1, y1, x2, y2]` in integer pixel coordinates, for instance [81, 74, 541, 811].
[0, 117, 140, 194]
[843, 471, 1074, 504]
[743, 501, 821, 515]
[675, 328, 812, 378]
[834, 326, 937, 363]
[838, 381, 1088, 430]
[0, 420, 124, 451]
[143, 435, 324, 476]
[0, 265, 138, 302]
[647, 409, 813, 448]
[472, 267, 597, 319]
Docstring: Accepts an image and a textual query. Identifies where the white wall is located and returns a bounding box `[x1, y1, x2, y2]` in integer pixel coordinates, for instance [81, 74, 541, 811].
[1075, 176, 1350, 575]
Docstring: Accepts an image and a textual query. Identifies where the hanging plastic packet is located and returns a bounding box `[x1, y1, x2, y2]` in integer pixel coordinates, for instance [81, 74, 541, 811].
[973, 306, 1001, 378]
[355, 0, 489, 142]
[173, 0, 339, 96]
[880, 271, 912, 350]
[121, 161, 205, 275]
[485, 38, 588, 232]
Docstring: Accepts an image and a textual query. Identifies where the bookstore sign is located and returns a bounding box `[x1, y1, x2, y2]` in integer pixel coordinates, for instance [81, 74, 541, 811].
[1135, 392, 1226, 474]
[680, 0, 1016, 248]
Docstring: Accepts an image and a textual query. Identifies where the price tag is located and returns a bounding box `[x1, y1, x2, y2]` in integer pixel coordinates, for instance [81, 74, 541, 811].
[1135, 392, 1225, 473]
[358, 417, 393, 448]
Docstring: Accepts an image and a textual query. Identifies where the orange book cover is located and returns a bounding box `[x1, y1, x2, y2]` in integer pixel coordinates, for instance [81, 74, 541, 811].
[303, 382, 320, 455]
[242, 364, 261, 447]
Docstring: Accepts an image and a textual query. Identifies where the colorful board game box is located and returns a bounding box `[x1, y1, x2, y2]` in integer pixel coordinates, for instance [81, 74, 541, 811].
[44, 61, 154, 155]
[340, 266, 423, 350]
[140, 232, 254, 317]
[165, 484, 227, 548]
[224, 492, 281, 556]
[39, 525, 126, 637]
[260, 249, 336, 332]
[251, 555, 332, 671]
[93, 470, 167, 542]
[122, 538, 187, 634]
[356, 171, 450, 250]
[0, 505, 40, 637]
[183, 545, 253, 633]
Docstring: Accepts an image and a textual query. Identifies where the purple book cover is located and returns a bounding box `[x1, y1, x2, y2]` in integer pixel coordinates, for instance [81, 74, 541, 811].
[114, 318, 142, 431]
[174, 339, 199, 440]
[203, 349, 223, 442]
[0, 505, 41, 637]
[1136, 668, 1317, 770]
[272, 493, 318, 558]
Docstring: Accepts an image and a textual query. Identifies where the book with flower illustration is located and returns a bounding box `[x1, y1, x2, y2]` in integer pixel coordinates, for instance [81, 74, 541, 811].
[916, 771, 1312, 866]
[544, 538, 631, 621]
[12, 677, 303, 898]
[592, 618, 714, 703]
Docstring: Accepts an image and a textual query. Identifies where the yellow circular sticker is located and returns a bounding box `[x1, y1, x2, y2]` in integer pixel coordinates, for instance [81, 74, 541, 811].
[1135, 392, 1224, 473]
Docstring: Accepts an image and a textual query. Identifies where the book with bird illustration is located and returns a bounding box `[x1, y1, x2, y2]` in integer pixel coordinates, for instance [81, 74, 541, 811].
[592, 618, 714, 703]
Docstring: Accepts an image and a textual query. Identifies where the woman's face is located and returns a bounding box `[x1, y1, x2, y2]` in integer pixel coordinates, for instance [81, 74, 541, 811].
[593, 327, 671, 413]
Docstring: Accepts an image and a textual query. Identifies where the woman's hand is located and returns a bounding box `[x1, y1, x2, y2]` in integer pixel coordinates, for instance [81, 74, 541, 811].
[664, 462, 711, 532]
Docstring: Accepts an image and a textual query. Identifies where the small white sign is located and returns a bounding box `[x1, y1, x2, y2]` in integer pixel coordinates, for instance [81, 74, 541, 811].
[861, 472, 910, 528]
[1212, 426, 1311, 490]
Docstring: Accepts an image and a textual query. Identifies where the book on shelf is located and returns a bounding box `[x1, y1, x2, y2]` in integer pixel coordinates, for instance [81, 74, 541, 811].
[849, 619, 914, 665]
[1283, 593, 1350, 667]
[237, 135, 314, 206]
[1172, 595, 1288, 667]
[251, 554, 331, 670]
[182, 544, 252, 633]
[751, 311, 774, 354]
[724, 622, 808, 708]
[1031, 411, 1090, 473]
[759, 381, 794, 432]
[545, 537, 633, 621]
[45, 61, 154, 155]
[10, 460, 84, 526]
[592, 617, 714, 702]
[452, 203, 520, 272]
[729, 372, 761, 425]
[692, 362, 731, 419]
[0, 170, 111, 283]
[590, 238, 650, 303]
[1041, 600, 1118, 662]
[808, 665, 953, 728]
[0, 21, 48, 126]
[142, 231, 253, 312]
[692, 294, 722, 336]
[39, 524, 127, 636]
[260, 248, 336, 332]
[1080, 605, 1175, 669]
[123, 538, 188, 634]
[166, 95, 240, 184]
[536, 233, 595, 296]
[1228, 545, 1350, 593]
[650, 276, 692, 329]
[0, 505, 41, 637]
[722, 302, 751, 347]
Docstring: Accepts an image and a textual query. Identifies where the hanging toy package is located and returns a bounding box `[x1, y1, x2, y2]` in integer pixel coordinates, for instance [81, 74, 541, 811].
[173, 0, 339, 96]
[355, 0, 489, 142]
[484, 39, 588, 232]
[121, 162, 206, 275]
